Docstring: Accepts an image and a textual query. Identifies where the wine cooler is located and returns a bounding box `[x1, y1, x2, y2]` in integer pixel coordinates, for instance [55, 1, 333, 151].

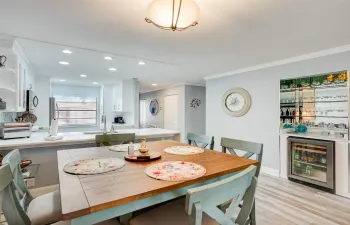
[287, 137, 335, 193]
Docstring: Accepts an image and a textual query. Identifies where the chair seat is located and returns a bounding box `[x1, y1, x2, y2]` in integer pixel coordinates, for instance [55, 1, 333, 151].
[27, 190, 62, 225]
[129, 199, 219, 225]
[53, 218, 121, 225]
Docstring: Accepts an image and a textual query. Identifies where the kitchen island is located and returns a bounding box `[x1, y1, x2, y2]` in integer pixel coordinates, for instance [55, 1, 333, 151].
[0, 128, 180, 188]
[0, 128, 180, 150]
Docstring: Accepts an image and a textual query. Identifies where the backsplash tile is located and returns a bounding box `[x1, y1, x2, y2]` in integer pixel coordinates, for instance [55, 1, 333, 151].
[0, 112, 16, 123]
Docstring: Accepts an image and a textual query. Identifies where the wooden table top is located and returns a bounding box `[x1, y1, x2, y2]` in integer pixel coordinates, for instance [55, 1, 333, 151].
[57, 140, 259, 220]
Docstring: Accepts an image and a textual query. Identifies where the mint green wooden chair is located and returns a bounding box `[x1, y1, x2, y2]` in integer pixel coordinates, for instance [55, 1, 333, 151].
[129, 166, 258, 225]
[3, 149, 62, 225]
[0, 165, 120, 225]
[221, 137, 263, 225]
[96, 133, 136, 147]
[187, 132, 215, 150]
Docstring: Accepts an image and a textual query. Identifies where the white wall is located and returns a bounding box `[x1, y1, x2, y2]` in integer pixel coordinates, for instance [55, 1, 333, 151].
[35, 77, 51, 128]
[185, 85, 206, 135]
[140, 85, 186, 140]
[206, 51, 350, 171]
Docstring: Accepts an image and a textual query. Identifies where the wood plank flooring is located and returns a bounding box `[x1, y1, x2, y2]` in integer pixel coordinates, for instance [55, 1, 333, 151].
[27, 173, 350, 225]
[256, 174, 350, 225]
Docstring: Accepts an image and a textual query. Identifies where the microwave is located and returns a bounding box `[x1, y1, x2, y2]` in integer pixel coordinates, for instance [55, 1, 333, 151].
[26, 90, 38, 111]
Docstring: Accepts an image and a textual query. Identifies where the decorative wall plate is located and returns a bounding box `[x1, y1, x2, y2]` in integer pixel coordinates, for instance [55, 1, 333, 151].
[149, 99, 159, 116]
[63, 158, 125, 175]
[222, 88, 251, 117]
[163, 146, 204, 155]
[145, 161, 206, 181]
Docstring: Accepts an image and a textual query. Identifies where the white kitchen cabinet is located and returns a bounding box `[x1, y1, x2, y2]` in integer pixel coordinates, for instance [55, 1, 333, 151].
[112, 82, 123, 111]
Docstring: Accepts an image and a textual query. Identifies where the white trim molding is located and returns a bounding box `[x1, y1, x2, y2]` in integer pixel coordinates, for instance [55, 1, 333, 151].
[261, 166, 280, 177]
[204, 44, 350, 80]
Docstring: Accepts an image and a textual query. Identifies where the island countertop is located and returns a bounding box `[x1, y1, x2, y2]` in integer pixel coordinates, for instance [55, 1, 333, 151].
[0, 128, 180, 151]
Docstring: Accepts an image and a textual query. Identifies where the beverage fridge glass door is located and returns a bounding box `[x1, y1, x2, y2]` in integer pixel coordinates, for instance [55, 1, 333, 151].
[291, 142, 327, 182]
[288, 137, 334, 190]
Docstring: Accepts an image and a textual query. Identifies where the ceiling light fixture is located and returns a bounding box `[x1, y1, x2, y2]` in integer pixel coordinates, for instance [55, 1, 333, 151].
[104, 56, 112, 60]
[93, 82, 98, 85]
[152, 83, 158, 86]
[59, 61, 69, 65]
[62, 50, 72, 54]
[138, 61, 145, 65]
[145, 0, 200, 31]
[80, 74, 87, 78]
[109, 68, 117, 71]
[60, 79, 66, 82]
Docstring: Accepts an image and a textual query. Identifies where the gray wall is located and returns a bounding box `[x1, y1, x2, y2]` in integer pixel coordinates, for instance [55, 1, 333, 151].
[185, 86, 206, 135]
[206, 51, 350, 171]
[140, 85, 186, 141]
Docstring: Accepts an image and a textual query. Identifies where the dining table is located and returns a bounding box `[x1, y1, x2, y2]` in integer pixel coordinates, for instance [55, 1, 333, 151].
[57, 140, 260, 225]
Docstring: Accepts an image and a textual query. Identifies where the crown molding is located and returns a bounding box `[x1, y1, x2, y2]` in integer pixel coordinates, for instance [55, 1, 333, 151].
[204, 44, 350, 80]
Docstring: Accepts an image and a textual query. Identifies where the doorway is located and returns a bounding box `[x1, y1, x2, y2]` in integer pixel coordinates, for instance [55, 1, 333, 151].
[164, 95, 179, 131]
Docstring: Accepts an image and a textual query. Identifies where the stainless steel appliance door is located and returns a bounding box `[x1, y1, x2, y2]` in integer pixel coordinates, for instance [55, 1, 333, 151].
[287, 137, 335, 190]
[49, 97, 57, 125]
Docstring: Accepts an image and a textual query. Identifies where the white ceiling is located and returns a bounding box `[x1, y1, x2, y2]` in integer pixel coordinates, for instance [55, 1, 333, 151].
[16, 38, 190, 91]
[1, 0, 350, 92]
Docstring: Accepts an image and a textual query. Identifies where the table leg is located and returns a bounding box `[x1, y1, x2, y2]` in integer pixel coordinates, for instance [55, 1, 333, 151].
[120, 213, 133, 225]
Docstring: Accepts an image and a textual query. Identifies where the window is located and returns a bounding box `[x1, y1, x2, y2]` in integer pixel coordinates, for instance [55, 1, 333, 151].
[140, 99, 146, 127]
[52, 83, 100, 126]
[55, 97, 97, 126]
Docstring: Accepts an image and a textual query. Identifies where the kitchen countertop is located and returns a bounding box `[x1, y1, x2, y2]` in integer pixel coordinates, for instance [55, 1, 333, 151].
[280, 131, 350, 143]
[0, 128, 180, 150]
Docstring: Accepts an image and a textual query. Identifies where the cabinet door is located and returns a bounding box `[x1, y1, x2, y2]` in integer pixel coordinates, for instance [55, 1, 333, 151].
[17, 63, 26, 111]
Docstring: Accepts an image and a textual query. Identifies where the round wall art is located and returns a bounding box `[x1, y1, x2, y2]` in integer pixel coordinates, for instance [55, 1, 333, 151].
[149, 99, 159, 116]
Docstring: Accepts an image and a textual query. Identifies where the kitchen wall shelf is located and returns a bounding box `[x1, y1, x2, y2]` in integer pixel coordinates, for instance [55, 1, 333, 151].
[281, 85, 347, 92]
[281, 100, 348, 104]
[0, 87, 15, 92]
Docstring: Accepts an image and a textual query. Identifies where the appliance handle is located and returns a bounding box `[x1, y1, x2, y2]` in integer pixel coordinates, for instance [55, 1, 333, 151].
[33, 96, 38, 107]
[56, 103, 60, 119]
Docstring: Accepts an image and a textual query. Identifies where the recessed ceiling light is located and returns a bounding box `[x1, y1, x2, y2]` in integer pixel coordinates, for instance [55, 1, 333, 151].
[59, 61, 69, 65]
[60, 79, 66, 82]
[109, 68, 117, 71]
[139, 61, 145, 65]
[80, 74, 87, 78]
[104, 56, 112, 60]
[93, 82, 98, 85]
[152, 83, 158, 86]
[62, 50, 72, 54]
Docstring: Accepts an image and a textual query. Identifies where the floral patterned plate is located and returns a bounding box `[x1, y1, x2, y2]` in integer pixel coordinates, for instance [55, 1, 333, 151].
[163, 146, 204, 155]
[63, 158, 125, 175]
[145, 161, 206, 181]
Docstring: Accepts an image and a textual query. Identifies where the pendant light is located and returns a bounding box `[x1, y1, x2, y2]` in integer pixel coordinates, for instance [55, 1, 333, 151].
[145, 0, 200, 31]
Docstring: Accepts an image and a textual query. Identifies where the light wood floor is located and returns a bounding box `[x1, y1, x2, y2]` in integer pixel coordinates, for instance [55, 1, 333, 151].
[256, 174, 350, 225]
[27, 174, 350, 225]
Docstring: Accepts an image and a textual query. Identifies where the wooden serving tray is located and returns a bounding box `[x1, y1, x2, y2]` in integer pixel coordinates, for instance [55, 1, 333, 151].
[124, 151, 161, 162]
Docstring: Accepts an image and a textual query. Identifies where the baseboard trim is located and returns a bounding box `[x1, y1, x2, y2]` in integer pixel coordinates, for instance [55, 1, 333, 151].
[261, 166, 280, 177]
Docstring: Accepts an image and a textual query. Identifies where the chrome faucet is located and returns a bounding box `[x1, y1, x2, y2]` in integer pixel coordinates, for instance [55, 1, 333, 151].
[102, 114, 107, 134]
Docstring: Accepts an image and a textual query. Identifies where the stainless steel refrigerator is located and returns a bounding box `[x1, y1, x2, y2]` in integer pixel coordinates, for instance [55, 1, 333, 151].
[49, 97, 59, 125]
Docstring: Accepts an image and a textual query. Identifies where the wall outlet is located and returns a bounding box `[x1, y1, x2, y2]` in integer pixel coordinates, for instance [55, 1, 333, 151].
[26, 178, 35, 187]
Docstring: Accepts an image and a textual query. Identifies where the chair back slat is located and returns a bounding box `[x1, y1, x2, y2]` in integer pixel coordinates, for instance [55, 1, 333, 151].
[0, 165, 31, 225]
[221, 137, 263, 177]
[185, 165, 257, 225]
[96, 133, 135, 147]
[187, 132, 215, 150]
[2, 149, 33, 210]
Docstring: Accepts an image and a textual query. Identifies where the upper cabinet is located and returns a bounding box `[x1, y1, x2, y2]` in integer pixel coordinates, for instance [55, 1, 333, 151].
[0, 40, 36, 112]
[112, 82, 123, 111]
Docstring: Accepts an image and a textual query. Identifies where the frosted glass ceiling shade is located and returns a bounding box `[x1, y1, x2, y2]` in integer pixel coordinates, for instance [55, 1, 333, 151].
[145, 0, 200, 31]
